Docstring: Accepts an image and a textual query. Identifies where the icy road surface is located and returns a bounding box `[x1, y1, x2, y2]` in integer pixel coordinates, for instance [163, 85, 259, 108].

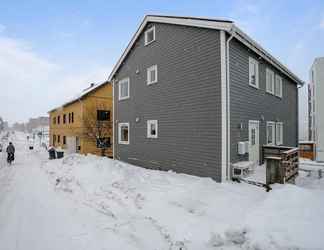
[0, 132, 324, 250]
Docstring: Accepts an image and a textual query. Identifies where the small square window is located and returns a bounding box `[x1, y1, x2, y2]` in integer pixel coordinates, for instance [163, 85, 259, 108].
[119, 78, 130, 100]
[97, 110, 110, 121]
[266, 68, 275, 94]
[145, 26, 155, 46]
[147, 65, 158, 85]
[147, 120, 158, 138]
[275, 75, 283, 98]
[249, 57, 259, 88]
[118, 123, 129, 144]
[63, 136, 66, 145]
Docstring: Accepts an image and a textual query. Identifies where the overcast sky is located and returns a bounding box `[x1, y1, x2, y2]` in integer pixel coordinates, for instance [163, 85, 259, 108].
[0, 0, 324, 136]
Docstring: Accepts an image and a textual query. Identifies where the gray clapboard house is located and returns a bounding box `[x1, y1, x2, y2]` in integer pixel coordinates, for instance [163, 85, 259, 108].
[108, 15, 303, 182]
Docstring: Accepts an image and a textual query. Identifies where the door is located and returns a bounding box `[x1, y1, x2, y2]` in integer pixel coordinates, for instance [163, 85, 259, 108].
[66, 136, 77, 154]
[249, 120, 260, 164]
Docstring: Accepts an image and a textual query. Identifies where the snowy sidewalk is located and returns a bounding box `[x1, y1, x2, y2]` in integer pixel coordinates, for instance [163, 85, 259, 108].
[1, 132, 324, 250]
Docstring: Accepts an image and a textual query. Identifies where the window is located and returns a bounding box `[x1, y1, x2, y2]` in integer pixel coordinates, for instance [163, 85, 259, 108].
[53, 117, 56, 125]
[249, 57, 259, 88]
[63, 136, 66, 145]
[275, 75, 283, 98]
[147, 65, 158, 85]
[118, 123, 129, 144]
[276, 122, 283, 145]
[71, 112, 74, 123]
[147, 120, 158, 138]
[119, 78, 130, 100]
[97, 110, 110, 121]
[266, 122, 275, 145]
[57, 135, 61, 143]
[96, 137, 111, 148]
[53, 135, 56, 145]
[63, 114, 66, 124]
[68, 113, 71, 123]
[266, 68, 275, 94]
[57, 115, 61, 124]
[144, 26, 155, 46]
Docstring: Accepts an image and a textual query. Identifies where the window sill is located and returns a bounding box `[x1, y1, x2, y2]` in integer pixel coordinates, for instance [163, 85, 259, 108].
[144, 39, 156, 47]
[118, 96, 130, 101]
[118, 141, 129, 145]
[249, 83, 259, 89]
[147, 80, 158, 86]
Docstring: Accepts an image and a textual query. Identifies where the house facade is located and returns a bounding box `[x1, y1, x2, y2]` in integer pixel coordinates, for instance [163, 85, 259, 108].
[309, 57, 324, 162]
[109, 15, 303, 182]
[49, 82, 113, 158]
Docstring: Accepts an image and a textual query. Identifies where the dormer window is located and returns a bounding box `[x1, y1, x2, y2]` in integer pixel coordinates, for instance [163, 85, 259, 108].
[145, 26, 155, 46]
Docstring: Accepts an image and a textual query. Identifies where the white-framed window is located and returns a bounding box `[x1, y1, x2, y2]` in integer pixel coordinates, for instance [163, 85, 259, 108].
[276, 122, 283, 145]
[275, 75, 283, 98]
[249, 57, 259, 88]
[118, 122, 129, 144]
[266, 68, 275, 94]
[147, 65, 158, 85]
[118, 78, 130, 101]
[266, 121, 275, 145]
[144, 26, 155, 46]
[147, 120, 158, 138]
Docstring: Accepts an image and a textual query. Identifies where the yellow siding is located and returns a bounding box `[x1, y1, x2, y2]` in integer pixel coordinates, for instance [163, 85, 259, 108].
[49, 83, 113, 158]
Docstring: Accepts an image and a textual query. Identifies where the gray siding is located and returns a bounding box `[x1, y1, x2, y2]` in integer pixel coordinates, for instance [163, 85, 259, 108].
[114, 23, 223, 181]
[229, 38, 298, 163]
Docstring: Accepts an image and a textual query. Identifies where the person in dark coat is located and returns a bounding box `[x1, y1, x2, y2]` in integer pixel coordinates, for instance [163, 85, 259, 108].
[6, 142, 15, 164]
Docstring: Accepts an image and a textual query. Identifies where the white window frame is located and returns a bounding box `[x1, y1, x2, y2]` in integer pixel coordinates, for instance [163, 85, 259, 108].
[276, 122, 283, 145]
[147, 120, 158, 138]
[266, 68, 275, 94]
[266, 121, 276, 145]
[144, 26, 155, 46]
[118, 122, 129, 145]
[118, 78, 130, 101]
[249, 57, 259, 88]
[275, 75, 283, 98]
[147, 65, 158, 85]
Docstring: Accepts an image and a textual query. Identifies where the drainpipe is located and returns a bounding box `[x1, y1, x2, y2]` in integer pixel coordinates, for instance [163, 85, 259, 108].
[112, 79, 115, 159]
[225, 28, 235, 180]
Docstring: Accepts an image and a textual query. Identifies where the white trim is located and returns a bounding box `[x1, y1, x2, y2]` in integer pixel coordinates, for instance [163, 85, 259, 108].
[275, 75, 283, 98]
[144, 26, 156, 46]
[248, 57, 259, 88]
[108, 15, 303, 85]
[118, 122, 130, 145]
[266, 121, 276, 145]
[147, 120, 158, 138]
[276, 122, 283, 145]
[147, 65, 158, 85]
[118, 77, 130, 101]
[220, 30, 227, 182]
[266, 68, 275, 95]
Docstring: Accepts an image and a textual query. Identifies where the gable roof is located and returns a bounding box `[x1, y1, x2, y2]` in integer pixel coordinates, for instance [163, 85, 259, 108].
[48, 81, 110, 113]
[108, 15, 303, 85]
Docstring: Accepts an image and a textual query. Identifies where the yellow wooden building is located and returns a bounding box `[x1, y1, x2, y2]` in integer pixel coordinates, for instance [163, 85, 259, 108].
[48, 81, 113, 158]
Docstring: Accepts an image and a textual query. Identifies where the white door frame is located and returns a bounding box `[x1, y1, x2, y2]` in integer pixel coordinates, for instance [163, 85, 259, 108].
[248, 120, 260, 164]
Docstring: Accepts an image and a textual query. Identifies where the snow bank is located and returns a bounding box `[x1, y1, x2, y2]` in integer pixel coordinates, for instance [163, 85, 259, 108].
[42, 154, 324, 249]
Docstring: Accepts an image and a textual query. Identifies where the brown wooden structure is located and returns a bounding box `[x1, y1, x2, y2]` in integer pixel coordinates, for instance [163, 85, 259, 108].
[263, 145, 299, 185]
[299, 141, 316, 161]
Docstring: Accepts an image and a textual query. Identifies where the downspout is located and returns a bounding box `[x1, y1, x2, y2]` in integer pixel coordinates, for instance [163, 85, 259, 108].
[112, 79, 115, 159]
[225, 28, 235, 180]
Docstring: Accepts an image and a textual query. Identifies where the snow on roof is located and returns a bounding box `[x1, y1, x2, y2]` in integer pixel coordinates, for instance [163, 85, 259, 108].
[48, 81, 110, 113]
[108, 14, 304, 85]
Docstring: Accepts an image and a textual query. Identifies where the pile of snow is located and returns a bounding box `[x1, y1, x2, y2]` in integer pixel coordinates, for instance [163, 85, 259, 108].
[41, 154, 324, 249]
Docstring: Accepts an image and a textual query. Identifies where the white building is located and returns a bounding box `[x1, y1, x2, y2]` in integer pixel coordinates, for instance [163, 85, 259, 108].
[309, 57, 324, 161]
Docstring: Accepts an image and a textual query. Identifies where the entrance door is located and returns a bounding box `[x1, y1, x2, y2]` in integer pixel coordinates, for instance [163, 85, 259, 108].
[66, 136, 77, 154]
[249, 120, 260, 164]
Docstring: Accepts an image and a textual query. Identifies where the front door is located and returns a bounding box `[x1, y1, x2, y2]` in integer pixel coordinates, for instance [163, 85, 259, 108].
[249, 120, 260, 164]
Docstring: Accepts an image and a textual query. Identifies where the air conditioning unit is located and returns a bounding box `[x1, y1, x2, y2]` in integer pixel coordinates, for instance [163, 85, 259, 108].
[238, 142, 246, 155]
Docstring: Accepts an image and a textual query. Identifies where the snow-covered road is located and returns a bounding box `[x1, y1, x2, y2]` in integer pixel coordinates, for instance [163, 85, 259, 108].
[1, 132, 324, 250]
